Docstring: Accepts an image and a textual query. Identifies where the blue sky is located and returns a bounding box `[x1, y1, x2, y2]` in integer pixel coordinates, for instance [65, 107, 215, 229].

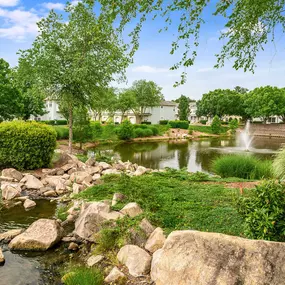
[1, 0, 285, 100]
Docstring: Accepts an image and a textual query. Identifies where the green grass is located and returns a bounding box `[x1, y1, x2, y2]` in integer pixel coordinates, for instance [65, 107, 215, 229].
[53, 126, 69, 139]
[273, 147, 285, 180]
[62, 267, 103, 285]
[76, 170, 245, 236]
[212, 154, 273, 180]
[55, 204, 69, 221]
[189, 125, 229, 134]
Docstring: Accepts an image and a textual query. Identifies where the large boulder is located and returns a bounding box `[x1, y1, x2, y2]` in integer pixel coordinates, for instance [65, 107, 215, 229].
[151, 230, 285, 285]
[21, 175, 43, 190]
[121, 202, 143, 217]
[74, 202, 123, 240]
[117, 245, 151, 277]
[145, 227, 166, 253]
[1, 168, 23, 181]
[1, 183, 21, 200]
[9, 219, 64, 251]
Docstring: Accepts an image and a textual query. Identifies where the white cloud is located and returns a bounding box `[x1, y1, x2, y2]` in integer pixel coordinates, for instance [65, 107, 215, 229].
[0, 8, 40, 40]
[0, 0, 19, 7]
[197, 67, 213, 73]
[42, 2, 65, 10]
[132, 65, 169, 73]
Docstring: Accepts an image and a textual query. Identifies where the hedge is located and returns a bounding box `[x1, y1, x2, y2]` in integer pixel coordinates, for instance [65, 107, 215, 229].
[41, 120, 67, 125]
[199, 119, 207, 125]
[159, 120, 169, 125]
[141, 121, 151, 125]
[53, 126, 69, 139]
[169, 120, 189, 129]
[0, 121, 57, 170]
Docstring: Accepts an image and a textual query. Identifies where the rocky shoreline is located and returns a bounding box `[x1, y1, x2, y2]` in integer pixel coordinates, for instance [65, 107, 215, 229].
[1, 150, 285, 284]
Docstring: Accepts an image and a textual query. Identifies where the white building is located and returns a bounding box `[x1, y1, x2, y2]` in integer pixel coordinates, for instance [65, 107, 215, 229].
[32, 99, 65, 121]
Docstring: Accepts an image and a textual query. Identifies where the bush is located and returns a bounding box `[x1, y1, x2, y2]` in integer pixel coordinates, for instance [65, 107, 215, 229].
[101, 123, 117, 140]
[229, 118, 239, 134]
[117, 120, 134, 140]
[134, 128, 154, 138]
[62, 267, 104, 285]
[211, 115, 221, 134]
[141, 121, 151, 125]
[53, 126, 69, 139]
[149, 126, 159, 136]
[199, 119, 207, 125]
[159, 120, 169, 125]
[0, 121, 57, 170]
[212, 154, 273, 179]
[142, 128, 153, 137]
[134, 124, 148, 129]
[42, 120, 67, 125]
[237, 180, 285, 241]
[273, 147, 285, 180]
[91, 121, 103, 139]
[169, 120, 189, 129]
[134, 128, 144, 138]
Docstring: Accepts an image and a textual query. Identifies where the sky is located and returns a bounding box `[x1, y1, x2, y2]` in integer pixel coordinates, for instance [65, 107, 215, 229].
[0, 0, 285, 101]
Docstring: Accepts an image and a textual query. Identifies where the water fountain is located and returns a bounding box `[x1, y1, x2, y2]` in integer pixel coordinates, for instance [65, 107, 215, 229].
[239, 120, 254, 151]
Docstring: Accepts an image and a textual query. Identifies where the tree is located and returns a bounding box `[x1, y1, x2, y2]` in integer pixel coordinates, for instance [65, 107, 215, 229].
[116, 89, 137, 121]
[211, 115, 221, 134]
[0, 58, 22, 122]
[18, 2, 129, 153]
[117, 119, 134, 140]
[245, 86, 285, 123]
[229, 118, 239, 134]
[130, 80, 163, 123]
[97, 0, 285, 84]
[178, 95, 190, 121]
[234, 86, 249, 94]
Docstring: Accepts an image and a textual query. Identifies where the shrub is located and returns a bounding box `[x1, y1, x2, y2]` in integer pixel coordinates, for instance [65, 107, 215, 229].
[141, 121, 151, 125]
[273, 147, 285, 180]
[91, 121, 103, 139]
[142, 128, 153, 137]
[134, 128, 144, 138]
[189, 129, 193, 135]
[237, 180, 285, 241]
[211, 115, 221, 134]
[212, 154, 273, 179]
[134, 128, 154, 138]
[199, 119, 207, 125]
[0, 121, 57, 170]
[134, 124, 148, 129]
[62, 267, 104, 285]
[169, 120, 189, 129]
[101, 123, 117, 140]
[159, 120, 169, 125]
[42, 120, 67, 125]
[53, 126, 69, 139]
[117, 120, 134, 140]
[149, 126, 159, 136]
[229, 118, 239, 134]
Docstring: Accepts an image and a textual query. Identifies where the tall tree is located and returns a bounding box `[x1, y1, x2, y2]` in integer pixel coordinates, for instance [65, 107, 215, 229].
[178, 95, 190, 121]
[130, 79, 163, 123]
[0, 58, 22, 122]
[97, 0, 285, 83]
[116, 89, 137, 121]
[18, 2, 129, 153]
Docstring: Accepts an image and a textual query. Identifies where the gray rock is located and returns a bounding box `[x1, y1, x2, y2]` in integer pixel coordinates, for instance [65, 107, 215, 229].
[0, 247, 4, 265]
[85, 157, 96, 166]
[1, 183, 21, 200]
[70, 171, 92, 184]
[134, 166, 147, 176]
[23, 199, 36, 210]
[1, 168, 23, 181]
[98, 161, 111, 170]
[121, 202, 143, 217]
[68, 242, 79, 251]
[105, 266, 125, 283]
[21, 175, 43, 190]
[139, 218, 155, 237]
[145, 227, 166, 253]
[86, 255, 104, 267]
[0, 229, 23, 242]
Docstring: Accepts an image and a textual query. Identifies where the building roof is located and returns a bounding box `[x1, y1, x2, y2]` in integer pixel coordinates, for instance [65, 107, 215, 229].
[160, 101, 177, 106]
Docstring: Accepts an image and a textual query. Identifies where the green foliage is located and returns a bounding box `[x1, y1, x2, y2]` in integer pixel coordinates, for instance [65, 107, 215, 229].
[212, 155, 273, 180]
[141, 121, 151, 125]
[134, 128, 144, 138]
[149, 126, 159, 136]
[53, 126, 69, 139]
[0, 121, 57, 170]
[273, 147, 285, 180]
[199, 119, 207, 125]
[237, 180, 285, 241]
[91, 122, 103, 139]
[101, 123, 117, 140]
[229, 118, 239, 134]
[116, 89, 137, 119]
[56, 204, 69, 221]
[178, 95, 190, 121]
[211, 115, 222, 134]
[117, 120, 134, 140]
[169, 120, 189, 129]
[159, 120, 169, 125]
[42, 120, 67, 125]
[77, 170, 244, 235]
[189, 124, 228, 134]
[62, 267, 104, 285]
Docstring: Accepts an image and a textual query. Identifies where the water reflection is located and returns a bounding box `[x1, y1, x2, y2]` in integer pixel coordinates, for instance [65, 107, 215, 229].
[92, 136, 285, 173]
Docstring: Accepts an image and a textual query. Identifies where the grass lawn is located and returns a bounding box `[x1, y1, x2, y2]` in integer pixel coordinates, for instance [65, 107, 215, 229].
[76, 169, 245, 236]
[189, 125, 229, 134]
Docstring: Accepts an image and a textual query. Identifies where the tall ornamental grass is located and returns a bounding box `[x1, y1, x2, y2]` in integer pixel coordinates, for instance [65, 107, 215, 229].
[273, 147, 285, 180]
[62, 267, 103, 285]
[212, 154, 273, 179]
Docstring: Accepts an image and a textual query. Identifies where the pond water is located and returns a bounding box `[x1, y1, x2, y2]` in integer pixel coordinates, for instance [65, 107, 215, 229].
[91, 136, 285, 173]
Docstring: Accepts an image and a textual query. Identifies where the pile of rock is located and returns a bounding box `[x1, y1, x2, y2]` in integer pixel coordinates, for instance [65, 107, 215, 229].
[0, 151, 148, 209]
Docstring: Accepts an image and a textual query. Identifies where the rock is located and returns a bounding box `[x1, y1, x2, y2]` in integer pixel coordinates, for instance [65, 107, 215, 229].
[121, 202, 143, 217]
[145, 227, 166, 253]
[42, 168, 58, 175]
[23, 199, 36, 210]
[102, 169, 121, 175]
[43, 190, 57, 197]
[1, 183, 21, 200]
[105, 266, 125, 283]
[62, 236, 77, 243]
[1, 168, 23, 181]
[113, 163, 126, 171]
[74, 202, 123, 240]
[56, 169, 65, 176]
[151, 230, 285, 285]
[92, 173, 101, 181]
[67, 168, 77, 175]
[0, 229, 23, 242]
[117, 245, 151, 277]
[61, 162, 77, 172]
[16, 196, 29, 201]
[86, 255, 104, 267]
[9, 219, 64, 251]
[85, 157, 96, 166]
[21, 175, 43, 189]
[39, 186, 53, 195]
[134, 166, 147, 176]
[68, 242, 79, 251]
[139, 218, 155, 237]
[111, 193, 126, 206]
[44, 176, 65, 189]
[0, 247, 4, 265]
[72, 183, 84, 194]
[88, 166, 102, 175]
[62, 174, 70, 180]
[98, 161, 111, 170]
[70, 171, 92, 184]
